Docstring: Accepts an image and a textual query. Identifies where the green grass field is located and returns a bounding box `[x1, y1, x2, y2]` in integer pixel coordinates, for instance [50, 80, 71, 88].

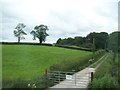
[2, 45, 91, 81]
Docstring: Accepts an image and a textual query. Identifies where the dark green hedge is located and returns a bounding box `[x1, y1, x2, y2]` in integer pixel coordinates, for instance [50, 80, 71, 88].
[55, 44, 92, 52]
[1, 42, 53, 46]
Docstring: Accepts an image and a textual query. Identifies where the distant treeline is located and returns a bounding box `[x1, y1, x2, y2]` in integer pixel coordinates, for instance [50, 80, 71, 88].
[56, 31, 120, 52]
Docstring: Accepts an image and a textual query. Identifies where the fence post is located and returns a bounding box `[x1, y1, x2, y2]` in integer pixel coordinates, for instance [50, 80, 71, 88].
[45, 69, 48, 88]
[45, 69, 48, 77]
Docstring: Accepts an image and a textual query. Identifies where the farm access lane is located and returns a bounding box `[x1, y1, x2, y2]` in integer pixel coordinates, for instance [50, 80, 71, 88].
[48, 53, 108, 89]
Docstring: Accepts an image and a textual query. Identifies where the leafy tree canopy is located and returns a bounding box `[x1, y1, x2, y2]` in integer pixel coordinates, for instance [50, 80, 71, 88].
[30, 24, 49, 44]
[13, 23, 27, 43]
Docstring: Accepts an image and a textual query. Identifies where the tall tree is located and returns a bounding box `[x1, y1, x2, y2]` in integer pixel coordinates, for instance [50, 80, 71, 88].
[30, 24, 49, 44]
[86, 32, 108, 49]
[96, 32, 108, 49]
[108, 31, 120, 52]
[74, 36, 84, 46]
[56, 38, 62, 45]
[13, 23, 27, 43]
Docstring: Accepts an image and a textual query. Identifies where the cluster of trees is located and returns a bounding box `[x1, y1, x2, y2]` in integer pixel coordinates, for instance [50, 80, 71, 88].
[13, 23, 49, 44]
[56, 36, 86, 46]
[56, 32, 108, 49]
[56, 31, 120, 52]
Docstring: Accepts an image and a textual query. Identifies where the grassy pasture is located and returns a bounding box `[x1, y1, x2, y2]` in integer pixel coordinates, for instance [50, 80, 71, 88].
[2, 45, 91, 81]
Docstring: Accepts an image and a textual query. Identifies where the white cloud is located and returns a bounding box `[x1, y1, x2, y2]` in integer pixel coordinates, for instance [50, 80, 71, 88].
[0, 0, 119, 43]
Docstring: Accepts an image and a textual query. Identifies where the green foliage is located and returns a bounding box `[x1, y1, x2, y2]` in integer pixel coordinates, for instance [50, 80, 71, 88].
[2, 78, 29, 88]
[50, 50, 105, 72]
[13, 23, 27, 43]
[89, 53, 119, 89]
[2, 42, 53, 46]
[90, 75, 118, 88]
[115, 53, 120, 86]
[30, 24, 49, 44]
[56, 36, 85, 46]
[84, 32, 108, 49]
[56, 32, 108, 49]
[94, 54, 112, 78]
[55, 44, 92, 51]
[108, 31, 120, 52]
[56, 38, 62, 44]
[2, 75, 53, 89]
[32, 75, 54, 88]
[50, 55, 92, 72]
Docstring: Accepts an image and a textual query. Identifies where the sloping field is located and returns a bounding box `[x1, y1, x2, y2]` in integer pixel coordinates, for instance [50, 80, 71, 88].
[2, 45, 91, 81]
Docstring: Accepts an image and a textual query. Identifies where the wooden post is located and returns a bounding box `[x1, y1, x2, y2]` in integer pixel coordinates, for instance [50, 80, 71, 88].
[45, 69, 48, 88]
[91, 72, 93, 82]
[45, 69, 48, 77]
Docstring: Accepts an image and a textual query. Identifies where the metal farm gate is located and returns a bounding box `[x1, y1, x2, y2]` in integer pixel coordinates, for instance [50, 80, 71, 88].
[47, 68, 94, 88]
[48, 71, 75, 85]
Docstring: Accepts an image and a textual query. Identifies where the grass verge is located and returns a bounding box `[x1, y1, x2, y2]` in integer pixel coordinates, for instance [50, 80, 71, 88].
[88, 53, 119, 89]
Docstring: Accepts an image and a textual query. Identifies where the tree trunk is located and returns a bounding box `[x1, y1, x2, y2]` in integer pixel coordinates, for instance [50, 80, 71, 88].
[18, 37, 20, 43]
[39, 39, 42, 44]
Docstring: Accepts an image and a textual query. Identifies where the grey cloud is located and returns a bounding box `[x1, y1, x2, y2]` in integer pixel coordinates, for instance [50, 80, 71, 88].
[0, 0, 118, 43]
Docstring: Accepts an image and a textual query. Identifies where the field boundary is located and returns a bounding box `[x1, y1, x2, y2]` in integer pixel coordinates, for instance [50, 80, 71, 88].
[1, 42, 53, 46]
[1, 42, 92, 52]
[55, 45, 92, 52]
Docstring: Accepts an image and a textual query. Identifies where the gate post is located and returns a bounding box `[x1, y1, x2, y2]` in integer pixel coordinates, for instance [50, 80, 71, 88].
[45, 69, 48, 77]
[45, 69, 48, 88]
[91, 72, 93, 82]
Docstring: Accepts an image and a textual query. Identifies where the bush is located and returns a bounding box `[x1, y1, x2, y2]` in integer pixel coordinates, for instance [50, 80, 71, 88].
[55, 44, 92, 51]
[89, 53, 119, 89]
[2, 75, 53, 89]
[50, 49, 106, 72]
[2, 78, 29, 88]
[90, 75, 118, 89]
[49, 55, 92, 72]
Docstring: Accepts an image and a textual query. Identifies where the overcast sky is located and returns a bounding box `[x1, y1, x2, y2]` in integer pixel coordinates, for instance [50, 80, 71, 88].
[0, 0, 119, 43]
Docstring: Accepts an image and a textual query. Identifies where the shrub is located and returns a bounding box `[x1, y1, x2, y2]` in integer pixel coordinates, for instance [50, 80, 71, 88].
[2, 75, 53, 89]
[89, 53, 119, 89]
[49, 55, 92, 72]
[90, 75, 118, 89]
[55, 44, 92, 51]
[2, 78, 29, 88]
[1, 42, 53, 46]
[50, 50, 106, 72]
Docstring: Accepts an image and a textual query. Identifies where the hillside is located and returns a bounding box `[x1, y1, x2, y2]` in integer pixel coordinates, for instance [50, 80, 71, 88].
[2, 45, 91, 81]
